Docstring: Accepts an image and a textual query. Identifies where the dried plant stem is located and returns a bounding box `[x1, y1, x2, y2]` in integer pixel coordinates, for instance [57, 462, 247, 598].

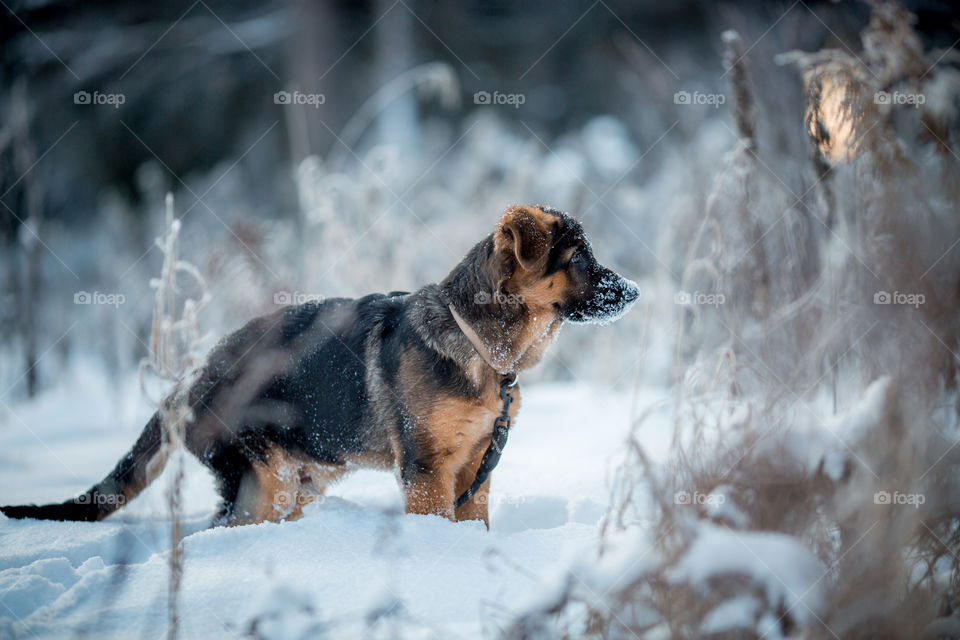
[141, 193, 210, 640]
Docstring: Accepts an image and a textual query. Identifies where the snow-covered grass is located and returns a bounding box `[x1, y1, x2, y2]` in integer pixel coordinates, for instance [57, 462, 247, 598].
[504, 4, 960, 638]
[0, 362, 671, 639]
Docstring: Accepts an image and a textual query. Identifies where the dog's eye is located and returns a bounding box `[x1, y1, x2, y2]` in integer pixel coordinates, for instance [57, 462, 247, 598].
[569, 252, 583, 266]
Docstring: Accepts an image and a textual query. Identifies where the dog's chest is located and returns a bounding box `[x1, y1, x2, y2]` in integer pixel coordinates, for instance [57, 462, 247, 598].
[424, 384, 520, 464]
[428, 397, 497, 455]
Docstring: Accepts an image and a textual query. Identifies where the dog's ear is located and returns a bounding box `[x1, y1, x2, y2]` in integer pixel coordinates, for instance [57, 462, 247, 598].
[495, 205, 550, 272]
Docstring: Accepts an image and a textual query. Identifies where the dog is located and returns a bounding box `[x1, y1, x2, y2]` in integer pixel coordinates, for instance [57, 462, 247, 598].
[1, 205, 639, 527]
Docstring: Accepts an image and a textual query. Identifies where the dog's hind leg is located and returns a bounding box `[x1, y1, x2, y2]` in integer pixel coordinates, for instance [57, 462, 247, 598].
[221, 447, 344, 526]
[206, 444, 254, 527]
[230, 465, 296, 526]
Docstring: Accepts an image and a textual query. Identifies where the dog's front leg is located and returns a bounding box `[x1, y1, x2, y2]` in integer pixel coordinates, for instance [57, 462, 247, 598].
[403, 469, 456, 520]
[454, 447, 490, 526]
[453, 478, 490, 527]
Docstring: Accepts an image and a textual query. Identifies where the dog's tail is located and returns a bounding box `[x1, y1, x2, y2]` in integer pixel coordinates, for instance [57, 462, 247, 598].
[1, 413, 167, 522]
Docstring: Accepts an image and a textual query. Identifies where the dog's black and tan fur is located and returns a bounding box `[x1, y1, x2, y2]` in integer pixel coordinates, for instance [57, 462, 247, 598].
[1, 205, 638, 527]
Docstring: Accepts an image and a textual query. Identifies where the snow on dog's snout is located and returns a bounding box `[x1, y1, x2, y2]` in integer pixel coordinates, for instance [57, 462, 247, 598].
[570, 270, 640, 325]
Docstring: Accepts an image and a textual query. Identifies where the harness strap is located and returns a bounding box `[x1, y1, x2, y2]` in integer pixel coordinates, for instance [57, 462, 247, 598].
[447, 304, 518, 509]
[455, 373, 516, 508]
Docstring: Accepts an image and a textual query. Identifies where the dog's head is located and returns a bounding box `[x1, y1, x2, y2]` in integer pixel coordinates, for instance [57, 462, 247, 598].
[493, 204, 639, 325]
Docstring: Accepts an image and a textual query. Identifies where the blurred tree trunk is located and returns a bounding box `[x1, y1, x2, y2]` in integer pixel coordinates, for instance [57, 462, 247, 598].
[375, 0, 418, 153]
[12, 87, 44, 398]
[22, 217, 41, 398]
[288, 0, 340, 161]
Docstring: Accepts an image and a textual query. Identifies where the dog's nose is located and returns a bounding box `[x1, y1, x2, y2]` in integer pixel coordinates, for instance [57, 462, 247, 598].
[620, 278, 640, 303]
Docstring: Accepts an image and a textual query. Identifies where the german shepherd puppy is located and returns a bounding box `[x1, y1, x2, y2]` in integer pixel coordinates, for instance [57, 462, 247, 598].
[2, 205, 638, 527]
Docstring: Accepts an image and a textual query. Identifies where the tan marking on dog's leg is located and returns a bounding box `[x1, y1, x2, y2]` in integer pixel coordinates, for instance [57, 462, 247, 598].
[229, 448, 347, 526]
[230, 468, 284, 526]
[290, 460, 346, 521]
[454, 462, 490, 527]
[404, 470, 456, 520]
[453, 442, 492, 526]
[283, 492, 315, 522]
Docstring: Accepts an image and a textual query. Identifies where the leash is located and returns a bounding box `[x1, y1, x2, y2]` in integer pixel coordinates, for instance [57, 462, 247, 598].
[448, 304, 519, 509]
[455, 372, 517, 508]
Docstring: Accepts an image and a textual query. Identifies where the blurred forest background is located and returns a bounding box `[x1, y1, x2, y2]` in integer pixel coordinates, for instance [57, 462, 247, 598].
[5, 1, 960, 637]
[1, 0, 954, 399]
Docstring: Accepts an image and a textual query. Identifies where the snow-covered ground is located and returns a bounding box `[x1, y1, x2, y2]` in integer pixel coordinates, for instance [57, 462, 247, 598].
[0, 362, 672, 638]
